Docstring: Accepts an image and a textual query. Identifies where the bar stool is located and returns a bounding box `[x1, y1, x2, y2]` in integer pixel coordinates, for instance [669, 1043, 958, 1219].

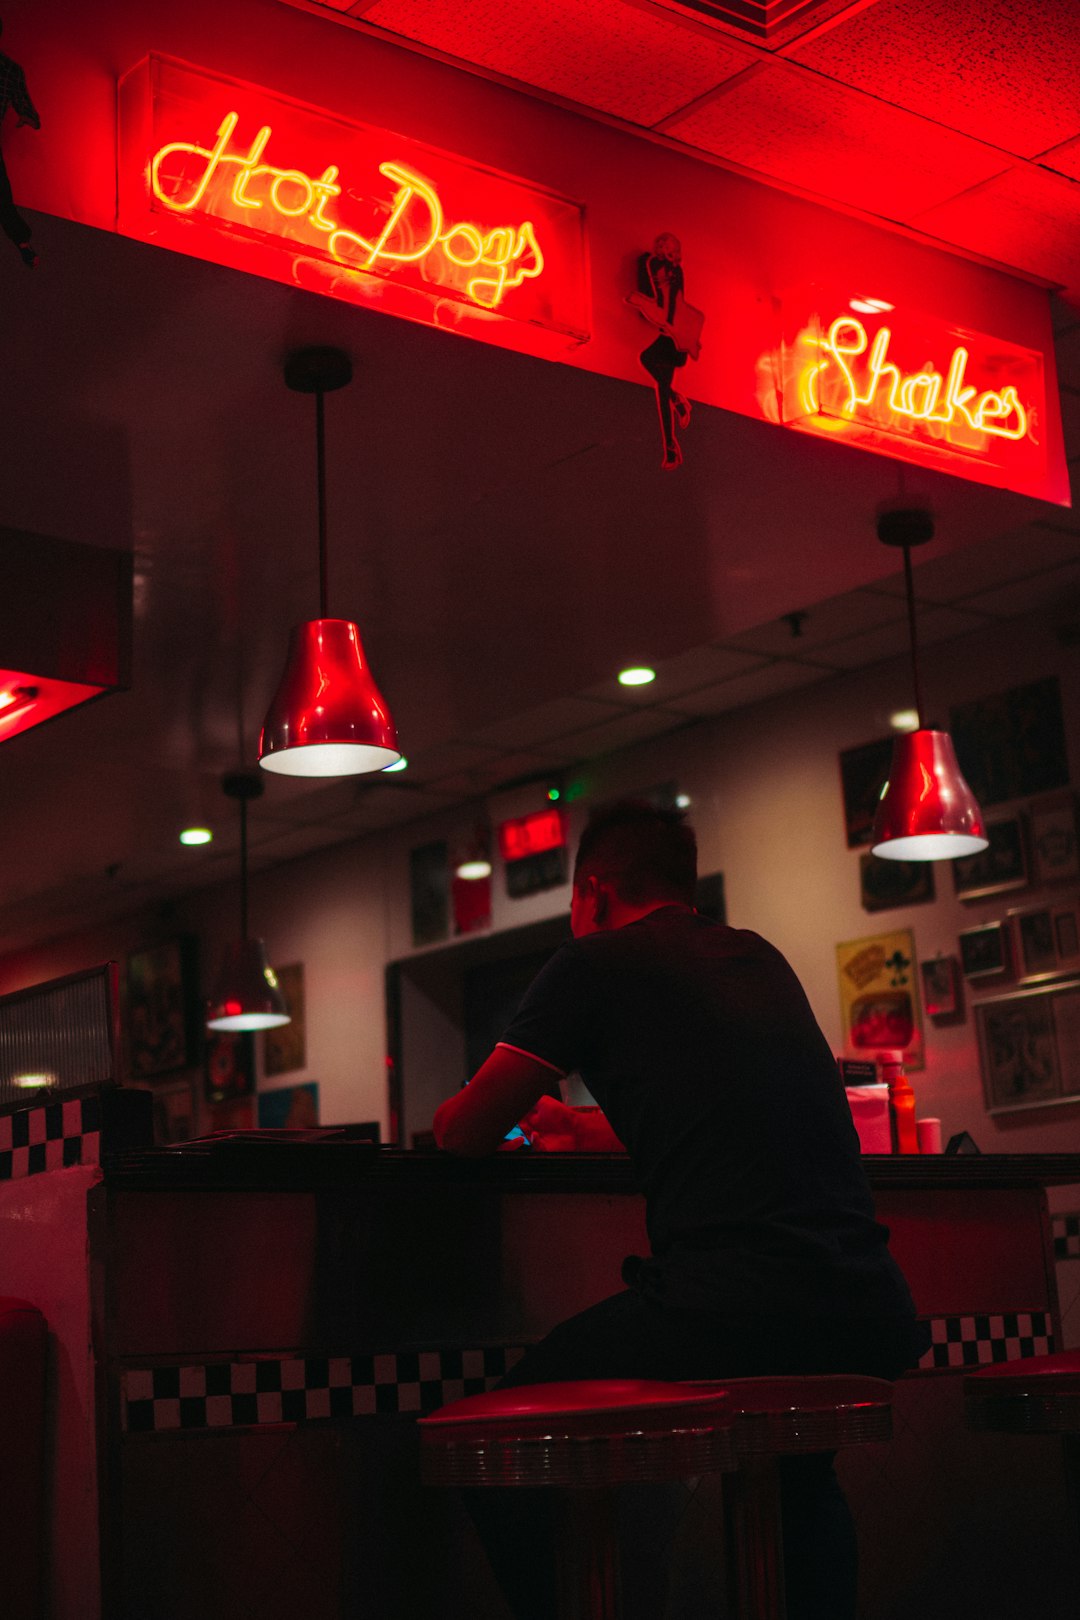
[419, 1378, 736, 1619]
[0, 1297, 47, 1620]
[965, 1350, 1080, 1542]
[696, 1375, 896, 1620]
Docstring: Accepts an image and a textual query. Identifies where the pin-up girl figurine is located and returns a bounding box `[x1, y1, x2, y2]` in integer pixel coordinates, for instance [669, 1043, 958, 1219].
[626, 233, 705, 470]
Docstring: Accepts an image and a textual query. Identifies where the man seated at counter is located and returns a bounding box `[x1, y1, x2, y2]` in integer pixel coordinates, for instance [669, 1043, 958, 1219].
[433, 800, 926, 1620]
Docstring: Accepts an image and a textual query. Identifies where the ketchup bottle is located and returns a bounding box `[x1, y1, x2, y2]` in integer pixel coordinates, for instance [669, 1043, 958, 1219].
[881, 1057, 920, 1154]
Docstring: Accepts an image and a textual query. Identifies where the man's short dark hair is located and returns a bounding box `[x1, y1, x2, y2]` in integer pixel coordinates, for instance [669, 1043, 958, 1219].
[573, 800, 697, 905]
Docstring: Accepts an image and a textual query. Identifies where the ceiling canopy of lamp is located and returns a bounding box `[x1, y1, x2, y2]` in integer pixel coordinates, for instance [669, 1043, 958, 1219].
[870, 508, 988, 863]
[259, 347, 401, 778]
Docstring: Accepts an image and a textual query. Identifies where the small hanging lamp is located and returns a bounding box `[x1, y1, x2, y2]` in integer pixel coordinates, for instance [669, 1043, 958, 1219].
[871, 509, 988, 862]
[206, 770, 291, 1032]
[259, 347, 401, 777]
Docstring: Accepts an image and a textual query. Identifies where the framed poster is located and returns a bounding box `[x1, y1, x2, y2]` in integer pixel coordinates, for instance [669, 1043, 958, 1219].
[958, 921, 1009, 981]
[950, 676, 1068, 808]
[264, 963, 305, 1076]
[838, 736, 894, 849]
[951, 815, 1028, 901]
[920, 956, 961, 1019]
[1029, 794, 1080, 886]
[204, 1030, 255, 1104]
[859, 854, 935, 913]
[127, 937, 199, 1079]
[410, 841, 450, 946]
[258, 1081, 319, 1129]
[976, 980, 1080, 1115]
[836, 928, 923, 1071]
[1009, 901, 1080, 985]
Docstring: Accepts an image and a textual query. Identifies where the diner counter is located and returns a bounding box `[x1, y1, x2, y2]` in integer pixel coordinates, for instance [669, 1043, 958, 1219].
[2, 1093, 1078, 1620]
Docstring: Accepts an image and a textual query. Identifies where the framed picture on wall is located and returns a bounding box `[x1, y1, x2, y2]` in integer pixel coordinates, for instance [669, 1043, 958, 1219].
[976, 980, 1080, 1115]
[264, 963, 305, 1076]
[949, 676, 1069, 808]
[859, 854, 935, 913]
[1009, 901, 1080, 986]
[127, 937, 200, 1079]
[836, 928, 923, 1070]
[958, 921, 1009, 982]
[838, 736, 894, 849]
[1029, 794, 1080, 886]
[951, 815, 1028, 901]
[920, 956, 961, 1019]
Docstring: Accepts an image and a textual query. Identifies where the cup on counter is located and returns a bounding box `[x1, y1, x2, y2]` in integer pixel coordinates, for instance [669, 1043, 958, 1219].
[916, 1117, 943, 1154]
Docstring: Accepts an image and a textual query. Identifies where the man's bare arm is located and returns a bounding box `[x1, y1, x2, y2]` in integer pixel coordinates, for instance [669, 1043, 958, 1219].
[433, 1045, 562, 1157]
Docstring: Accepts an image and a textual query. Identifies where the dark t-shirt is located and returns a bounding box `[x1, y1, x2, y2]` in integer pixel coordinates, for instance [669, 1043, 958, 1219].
[500, 906, 916, 1322]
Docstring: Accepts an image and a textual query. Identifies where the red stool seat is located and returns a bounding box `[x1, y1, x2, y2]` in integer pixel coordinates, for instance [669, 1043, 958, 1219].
[419, 1378, 736, 1488]
[966, 1350, 1080, 1435]
[0, 1298, 47, 1620]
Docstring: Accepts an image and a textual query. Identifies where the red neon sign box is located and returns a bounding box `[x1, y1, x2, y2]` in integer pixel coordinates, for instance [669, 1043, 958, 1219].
[776, 289, 1050, 498]
[118, 57, 590, 355]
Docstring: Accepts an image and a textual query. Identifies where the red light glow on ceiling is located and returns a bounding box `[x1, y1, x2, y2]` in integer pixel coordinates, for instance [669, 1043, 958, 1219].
[0, 669, 107, 743]
[498, 807, 567, 863]
[771, 290, 1049, 497]
[119, 57, 589, 353]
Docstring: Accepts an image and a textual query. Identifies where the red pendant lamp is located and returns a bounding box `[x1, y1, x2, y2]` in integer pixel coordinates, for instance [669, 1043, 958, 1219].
[871, 509, 988, 862]
[206, 770, 291, 1032]
[259, 348, 401, 777]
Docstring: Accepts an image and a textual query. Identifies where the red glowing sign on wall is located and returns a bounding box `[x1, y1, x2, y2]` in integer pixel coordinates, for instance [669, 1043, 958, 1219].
[498, 807, 567, 863]
[775, 292, 1048, 493]
[118, 57, 590, 352]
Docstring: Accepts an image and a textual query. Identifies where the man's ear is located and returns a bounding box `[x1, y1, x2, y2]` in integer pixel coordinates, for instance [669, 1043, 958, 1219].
[592, 880, 610, 925]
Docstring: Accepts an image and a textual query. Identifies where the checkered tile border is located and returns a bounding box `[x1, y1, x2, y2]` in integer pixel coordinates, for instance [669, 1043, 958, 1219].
[122, 1346, 527, 1433]
[0, 1097, 101, 1181]
[917, 1311, 1054, 1371]
[1053, 1213, 1080, 1261]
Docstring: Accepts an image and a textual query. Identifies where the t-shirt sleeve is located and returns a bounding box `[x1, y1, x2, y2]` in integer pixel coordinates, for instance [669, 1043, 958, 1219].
[497, 943, 594, 1076]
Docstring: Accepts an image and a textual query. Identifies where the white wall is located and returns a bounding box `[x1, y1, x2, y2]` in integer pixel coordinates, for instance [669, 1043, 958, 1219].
[2, 601, 1077, 1155]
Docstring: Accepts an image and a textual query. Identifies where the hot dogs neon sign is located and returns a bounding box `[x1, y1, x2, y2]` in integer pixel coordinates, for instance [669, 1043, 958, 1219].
[118, 57, 589, 350]
[775, 292, 1047, 489]
[149, 111, 545, 312]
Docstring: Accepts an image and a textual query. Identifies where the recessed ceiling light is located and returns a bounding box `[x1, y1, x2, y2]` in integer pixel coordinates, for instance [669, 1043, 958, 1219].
[179, 827, 213, 846]
[618, 666, 655, 687]
[889, 709, 920, 733]
[456, 859, 492, 881]
[14, 1072, 54, 1089]
[383, 756, 408, 772]
[675, 794, 691, 810]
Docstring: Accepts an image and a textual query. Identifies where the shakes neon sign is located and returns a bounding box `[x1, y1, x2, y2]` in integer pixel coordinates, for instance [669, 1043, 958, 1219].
[119, 57, 589, 350]
[776, 291, 1047, 490]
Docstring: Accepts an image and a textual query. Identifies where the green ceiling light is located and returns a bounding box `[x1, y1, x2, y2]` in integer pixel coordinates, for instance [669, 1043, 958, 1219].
[179, 826, 213, 846]
[618, 666, 655, 687]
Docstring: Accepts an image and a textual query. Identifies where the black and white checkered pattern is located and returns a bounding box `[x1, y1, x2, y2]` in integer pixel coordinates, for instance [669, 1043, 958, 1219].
[122, 1346, 526, 1433]
[918, 1311, 1054, 1371]
[0, 1096, 101, 1181]
[1053, 1213, 1080, 1261]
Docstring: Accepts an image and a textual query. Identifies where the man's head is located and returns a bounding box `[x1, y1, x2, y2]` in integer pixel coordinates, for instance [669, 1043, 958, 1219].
[570, 800, 697, 936]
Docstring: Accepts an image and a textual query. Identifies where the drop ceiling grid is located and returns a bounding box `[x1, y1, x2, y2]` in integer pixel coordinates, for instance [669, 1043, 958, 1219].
[643, 0, 867, 51]
[359, 0, 756, 125]
[913, 162, 1080, 293]
[661, 62, 1010, 217]
[788, 0, 1080, 159]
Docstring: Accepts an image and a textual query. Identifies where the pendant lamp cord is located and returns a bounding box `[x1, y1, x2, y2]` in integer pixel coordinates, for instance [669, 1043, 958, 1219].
[239, 794, 249, 942]
[901, 541, 924, 730]
[316, 385, 329, 619]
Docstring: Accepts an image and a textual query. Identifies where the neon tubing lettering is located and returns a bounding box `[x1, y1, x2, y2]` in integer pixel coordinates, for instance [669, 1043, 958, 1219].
[811, 316, 1028, 442]
[150, 114, 544, 312]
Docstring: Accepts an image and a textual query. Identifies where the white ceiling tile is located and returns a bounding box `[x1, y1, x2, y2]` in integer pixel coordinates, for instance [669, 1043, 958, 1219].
[559, 706, 692, 760]
[471, 696, 627, 749]
[957, 560, 1080, 619]
[399, 740, 505, 783]
[789, 0, 1080, 158]
[663, 65, 1009, 218]
[717, 590, 906, 656]
[865, 527, 1080, 604]
[818, 605, 992, 669]
[581, 645, 767, 704]
[914, 165, 1080, 294]
[362, 0, 754, 125]
[673, 660, 833, 715]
